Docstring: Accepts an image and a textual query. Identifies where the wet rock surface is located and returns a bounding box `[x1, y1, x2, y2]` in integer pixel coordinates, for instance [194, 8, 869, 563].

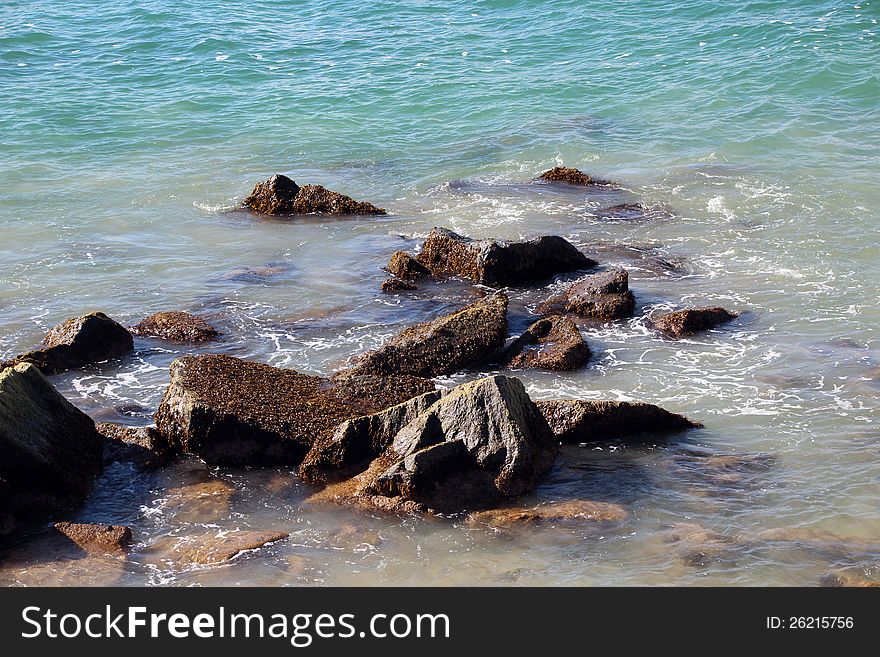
[537, 166, 613, 186]
[8, 312, 133, 375]
[0, 364, 103, 535]
[537, 268, 635, 321]
[537, 399, 701, 442]
[345, 293, 509, 378]
[243, 174, 385, 216]
[162, 479, 235, 524]
[501, 315, 591, 371]
[414, 227, 596, 287]
[53, 522, 132, 555]
[131, 311, 219, 343]
[385, 250, 431, 281]
[466, 500, 629, 528]
[381, 277, 418, 293]
[651, 307, 738, 338]
[154, 354, 433, 465]
[656, 523, 740, 567]
[96, 422, 175, 469]
[156, 530, 289, 566]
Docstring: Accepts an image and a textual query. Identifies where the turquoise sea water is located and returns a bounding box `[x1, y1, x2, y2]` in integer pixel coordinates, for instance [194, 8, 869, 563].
[1, 1, 879, 585]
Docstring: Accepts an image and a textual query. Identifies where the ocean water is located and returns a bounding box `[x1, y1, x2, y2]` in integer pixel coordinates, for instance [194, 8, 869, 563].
[1, 0, 879, 586]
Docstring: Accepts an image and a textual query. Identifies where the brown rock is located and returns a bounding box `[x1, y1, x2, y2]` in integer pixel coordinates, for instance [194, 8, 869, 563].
[243, 174, 385, 216]
[386, 250, 431, 280]
[501, 315, 590, 371]
[537, 268, 635, 321]
[415, 227, 596, 287]
[538, 166, 613, 186]
[54, 522, 132, 555]
[345, 293, 509, 378]
[162, 479, 235, 524]
[381, 277, 418, 293]
[537, 399, 701, 442]
[820, 571, 880, 587]
[327, 372, 436, 423]
[164, 530, 288, 566]
[154, 354, 434, 465]
[467, 500, 629, 528]
[0, 364, 103, 535]
[651, 307, 738, 338]
[657, 523, 739, 567]
[131, 311, 219, 343]
[96, 422, 175, 469]
[11, 312, 133, 375]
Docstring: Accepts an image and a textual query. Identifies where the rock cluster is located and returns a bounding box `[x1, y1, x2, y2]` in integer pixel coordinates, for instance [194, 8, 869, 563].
[243, 174, 385, 216]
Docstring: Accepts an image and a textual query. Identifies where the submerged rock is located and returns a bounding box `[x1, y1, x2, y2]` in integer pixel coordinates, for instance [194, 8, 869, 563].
[310, 375, 558, 514]
[537, 268, 635, 321]
[131, 311, 219, 343]
[10, 312, 133, 375]
[466, 500, 629, 528]
[243, 174, 385, 216]
[820, 571, 880, 587]
[53, 522, 132, 555]
[96, 422, 175, 470]
[657, 522, 740, 567]
[381, 277, 418, 293]
[154, 354, 432, 465]
[501, 315, 590, 371]
[537, 399, 701, 442]
[415, 227, 596, 287]
[162, 479, 235, 524]
[160, 530, 288, 566]
[594, 203, 671, 221]
[0, 364, 103, 535]
[651, 307, 738, 338]
[385, 250, 431, 281]
[537, 166, 613, 186]
[346, 293, 509, 378]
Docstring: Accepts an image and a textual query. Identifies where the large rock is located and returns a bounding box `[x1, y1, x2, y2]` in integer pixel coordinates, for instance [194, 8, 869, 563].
[0, 364, 103, 534]
[537, 268, 635, 321]
[131, 311, 219, 343]
[346, 293, 509, 378]
[500, 315, 590, 371]
[243, 174, 385, 216]
[651, 307, 738, 338]
[414, 227, 596, 287]
[538, 166, 613, 186]
[537, 399, 701, 442]
[310, 376, 559, 513]
[53, 522, 132, 555]
[10, 312, 133, 375]
[154, 355, 433, 466]
[96, 422, 175, 470]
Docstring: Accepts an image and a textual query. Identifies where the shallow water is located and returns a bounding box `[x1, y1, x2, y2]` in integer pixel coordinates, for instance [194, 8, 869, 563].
[1, 0, 879, 586]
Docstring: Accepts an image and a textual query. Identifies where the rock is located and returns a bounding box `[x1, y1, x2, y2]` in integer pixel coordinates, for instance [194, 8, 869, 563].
[0, 364, 103, 535]
[385, 250, 431, 280]
[594, 203, 671, 221]
[381, 277, 418, 293]
[96, 422, 175, 469]
[672, 450, 775, 489]
[657, 523, 739, 566]
[130, 311, 219, 343]
[217, 264, 291, 283]
[53, 522, 132, 555]
[300, 390, 445, 484]
[538, 166, 613, 186]
[162, 479, 235, 524]
[755, 527, 880, 557]
[537, 268, 635, 321]
[154, 354, 434, 466]
[310, 376, 559, 513]
[345, 293, 509, 378]
[501, 315, 590, 371]
[1, 556, 126, 586]
[536, 399, 701, 442]
[466, 500, 629, 528]
[651, 307, 738, 338]
[161, 530, 288, 566]
[414, 227, 596, 287]
[11, 312, 133, 375]
[820, 571, 880, 587]
[327, 372, 436, 422]
[243, 174, 385, 215]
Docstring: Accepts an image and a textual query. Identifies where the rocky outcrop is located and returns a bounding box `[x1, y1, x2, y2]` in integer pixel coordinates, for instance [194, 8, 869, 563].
[536, 399, 701, 442]
[96, 422, 175, 470]
[414, 228, 596, 287]
[10, 312, 133, 375]
[538, 166, 613, 186]
[466, 500, 629, 528]
[243, 174, 385, 216]
[500, 315, 590, 371]
[54, 522, 132, 555]
[345, 293, 509, 378]
[386, 251, 431, 281]
[309, 376, 558, 514]
[0, 364, 103, 535]
[537, 268, 635, 321]
[131, 311, 219, 343]
[154, 355, 433, 466]
[651, 307, 738, 338]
